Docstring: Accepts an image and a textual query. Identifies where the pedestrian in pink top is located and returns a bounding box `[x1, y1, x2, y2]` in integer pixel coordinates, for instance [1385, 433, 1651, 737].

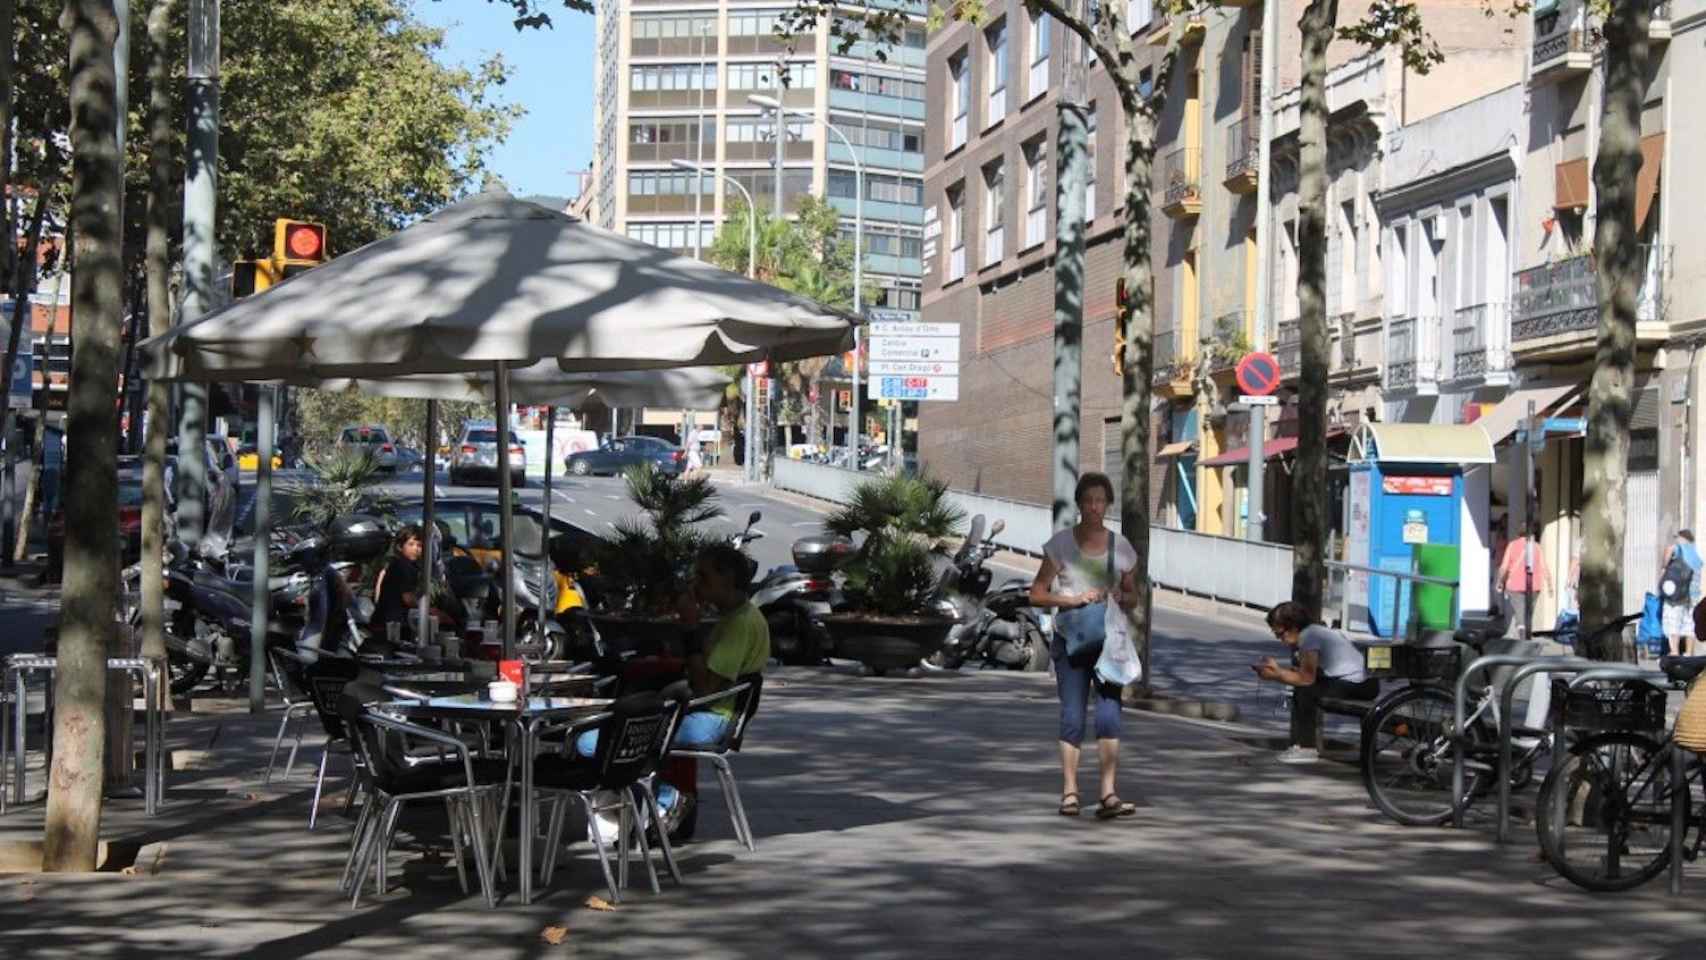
[1497, 522, 1551, 634]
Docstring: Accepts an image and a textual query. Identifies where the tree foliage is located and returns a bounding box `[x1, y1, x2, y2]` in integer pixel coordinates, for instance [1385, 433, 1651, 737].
[290, 389, 487, 457]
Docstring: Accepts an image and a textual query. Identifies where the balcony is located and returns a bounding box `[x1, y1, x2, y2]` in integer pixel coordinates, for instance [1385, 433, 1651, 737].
[1531, 22, 1591, 85]
[1275, 320, 1300, 379]
[1223, 119, 1259, 195]
[828, 141, 923, 174]
[1151, 327, 1196, 398]
[1161, 148, 1202, 219]
[830, 87, 927, 121]
[1384, 316, 1444, 395]
[1449, 302, 1513, 386]
[1202, 310, 1252, 375]
[1511, 248, 1670, 358]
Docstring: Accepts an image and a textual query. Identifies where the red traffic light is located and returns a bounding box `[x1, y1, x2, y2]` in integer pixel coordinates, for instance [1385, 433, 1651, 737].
[273, 219, 328, 263]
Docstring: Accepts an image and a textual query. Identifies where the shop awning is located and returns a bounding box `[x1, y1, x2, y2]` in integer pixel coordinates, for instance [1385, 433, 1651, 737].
[1199, 435, 1300, 467]
[1156, 440, 1196, 459]
[1472, 380, 1586, 447]
[1348, 422, 1496, 465]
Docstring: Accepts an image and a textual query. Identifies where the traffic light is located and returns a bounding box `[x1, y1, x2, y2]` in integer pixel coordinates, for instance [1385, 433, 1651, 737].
[271, 218, 328, 281]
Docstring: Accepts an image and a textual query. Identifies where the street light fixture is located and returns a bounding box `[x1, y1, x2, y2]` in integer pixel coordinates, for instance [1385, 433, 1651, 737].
[672, 158, 760, 482]
[746, 93, 866, 468]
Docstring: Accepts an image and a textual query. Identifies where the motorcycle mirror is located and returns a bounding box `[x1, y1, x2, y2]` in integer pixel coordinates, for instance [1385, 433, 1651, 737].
[747, 510, 762, 527]
[990, 518, 1006, 537]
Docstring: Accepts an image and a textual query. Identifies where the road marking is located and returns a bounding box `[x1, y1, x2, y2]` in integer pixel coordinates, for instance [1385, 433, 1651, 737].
[584, 509, 597, 517]
[791, 521, 819, 528]
[552, 491, 576, 504]
[605, 495, 621, 501]
[606, 521, 616, 530]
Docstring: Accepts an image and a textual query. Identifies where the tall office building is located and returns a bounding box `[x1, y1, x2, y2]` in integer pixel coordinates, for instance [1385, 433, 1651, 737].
[592, 0, 930, 322]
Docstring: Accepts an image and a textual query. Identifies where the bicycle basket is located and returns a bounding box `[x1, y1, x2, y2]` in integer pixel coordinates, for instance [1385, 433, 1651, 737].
[1361, 643, 1460, 681]
[1550, 679, 1667, 733]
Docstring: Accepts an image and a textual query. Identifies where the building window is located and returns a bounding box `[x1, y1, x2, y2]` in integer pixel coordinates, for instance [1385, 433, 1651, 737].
[1023, 138, 1047, 249]
[1387, 221, 1409, 317]
[724, 117, 810, 143]
[627, 221, 717, 252]
[985, 19, 1008, 128]
[1126, 0, 1154, 32]
[829, 69, 927, 102]
[983, 158, 1005, 266]
[949, 50, 969, 151]
[946, 182, 966, 281]
[827, 170, 924, 206]
[727, 61, 816, 92]
[1339, 199, 1358, 312]
[1456, 203, 1474, 309]
[629, 63, 717, 92]
[1028, 11, 1049, 100]
[1085, 101, 1098, 221]
[727, 9, 785, 36]
[627, 170, 716, 197]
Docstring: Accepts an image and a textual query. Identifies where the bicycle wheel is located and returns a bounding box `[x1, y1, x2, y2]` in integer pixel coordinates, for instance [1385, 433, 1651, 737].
[1361, 685, 1487, 826]
[1535, 731, 1677, 893]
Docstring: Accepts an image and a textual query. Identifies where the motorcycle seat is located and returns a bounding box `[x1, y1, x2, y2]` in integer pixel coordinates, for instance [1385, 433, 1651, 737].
[191, 568, 297, 596]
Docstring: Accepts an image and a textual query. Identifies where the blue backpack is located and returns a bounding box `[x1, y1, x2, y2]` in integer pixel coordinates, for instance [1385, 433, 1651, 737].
[1638, 592, 1667, 655]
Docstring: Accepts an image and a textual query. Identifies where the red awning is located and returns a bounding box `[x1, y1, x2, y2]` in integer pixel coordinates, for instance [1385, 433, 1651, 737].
[1199, 435, 1300, 467]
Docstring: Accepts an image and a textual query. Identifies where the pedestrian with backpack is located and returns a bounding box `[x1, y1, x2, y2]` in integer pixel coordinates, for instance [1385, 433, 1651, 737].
[1659, 530, 1702, 655]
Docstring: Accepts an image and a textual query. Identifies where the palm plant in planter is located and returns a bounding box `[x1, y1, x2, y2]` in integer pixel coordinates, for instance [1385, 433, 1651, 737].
[821, 473, 965, 673]
[589, 463, 722, 652]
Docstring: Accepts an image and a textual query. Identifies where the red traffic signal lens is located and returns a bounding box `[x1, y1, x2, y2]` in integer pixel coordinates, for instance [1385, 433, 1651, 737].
[284, 222, 325, 260]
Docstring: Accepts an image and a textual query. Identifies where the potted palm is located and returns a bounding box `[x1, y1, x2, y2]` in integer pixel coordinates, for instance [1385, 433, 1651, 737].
[587, 463, 722, 654]
[821, 473, 965, 674]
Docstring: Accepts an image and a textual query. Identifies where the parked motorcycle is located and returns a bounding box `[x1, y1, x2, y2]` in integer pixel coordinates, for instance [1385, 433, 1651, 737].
[931, 517, 1049, 672]
[754, 528, 853, 666]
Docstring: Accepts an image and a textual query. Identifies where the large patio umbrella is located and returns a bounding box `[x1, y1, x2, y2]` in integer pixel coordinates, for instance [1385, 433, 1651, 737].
[140, 191, 851, 657]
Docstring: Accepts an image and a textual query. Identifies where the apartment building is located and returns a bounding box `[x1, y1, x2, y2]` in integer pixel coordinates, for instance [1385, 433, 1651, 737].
[1503, 0, 1697, 623]
[591, 0, 930, 322]
[918, 0, 1169, 509]
[1155, 2, 1523, 539]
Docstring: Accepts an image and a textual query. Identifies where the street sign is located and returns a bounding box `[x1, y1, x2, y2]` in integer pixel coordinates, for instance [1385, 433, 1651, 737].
[1234, 352, 1282, 397]
[1238, 394, 1279, 406]
[869, 336, 959, 362]
[874, 376, 958, 402]
[865, 308, 916, 325]
[869, 321, 959, 339]
[870, 360, 958, 377]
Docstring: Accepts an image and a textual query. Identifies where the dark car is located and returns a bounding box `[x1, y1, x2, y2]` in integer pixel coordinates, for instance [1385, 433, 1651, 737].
[564, 435, 684, 478]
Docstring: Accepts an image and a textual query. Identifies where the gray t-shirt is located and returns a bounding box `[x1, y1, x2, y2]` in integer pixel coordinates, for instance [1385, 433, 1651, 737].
[1043, 528, 1138, 598]
[1299, 624, 1367, 683]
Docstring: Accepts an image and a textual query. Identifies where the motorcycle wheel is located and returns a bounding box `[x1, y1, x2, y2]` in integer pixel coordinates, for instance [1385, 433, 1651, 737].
[129, 606, 211, 696]
[1018, 623, 1050, 672]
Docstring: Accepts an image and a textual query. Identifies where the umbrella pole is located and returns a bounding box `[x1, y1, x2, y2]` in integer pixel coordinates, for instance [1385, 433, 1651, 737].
[419, 399, 437, 650]
[539, 406, 554, 628]
[494, 362, 516, 659]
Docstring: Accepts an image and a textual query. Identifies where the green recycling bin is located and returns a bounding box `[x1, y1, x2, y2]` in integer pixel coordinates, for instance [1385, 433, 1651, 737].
[1411, 543, 1460, 632]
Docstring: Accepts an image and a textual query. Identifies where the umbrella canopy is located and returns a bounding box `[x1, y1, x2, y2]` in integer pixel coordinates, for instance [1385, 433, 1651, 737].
[141, 190, 855, 383]
[305, 365, 733, 410]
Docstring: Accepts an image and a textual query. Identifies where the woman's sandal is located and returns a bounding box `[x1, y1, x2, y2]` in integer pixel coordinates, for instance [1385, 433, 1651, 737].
[1096, 794, 1138, 820]
[1058, 792, 1081, 817]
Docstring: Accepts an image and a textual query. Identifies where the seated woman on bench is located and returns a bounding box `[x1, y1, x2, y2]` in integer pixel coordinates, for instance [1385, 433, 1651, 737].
[1254, 601, 1379, 765]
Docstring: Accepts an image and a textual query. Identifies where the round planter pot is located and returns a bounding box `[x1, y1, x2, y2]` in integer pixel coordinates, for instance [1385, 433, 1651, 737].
[822, 614, 958, 672]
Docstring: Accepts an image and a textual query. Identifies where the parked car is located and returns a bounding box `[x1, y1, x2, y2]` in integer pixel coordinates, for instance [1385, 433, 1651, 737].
[47, 468, 145, 578]
[449, 421, 526, 487]
[391, 446, 426, 473]
[564, 435, 684, 478]
[336, 424, 400, 473]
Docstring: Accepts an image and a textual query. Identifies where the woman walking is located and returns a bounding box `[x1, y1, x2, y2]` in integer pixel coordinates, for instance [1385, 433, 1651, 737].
[1029, 472, 1140, 820]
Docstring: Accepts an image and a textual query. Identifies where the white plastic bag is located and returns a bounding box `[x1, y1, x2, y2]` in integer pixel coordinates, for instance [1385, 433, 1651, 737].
[1095, 600, 1143, 686]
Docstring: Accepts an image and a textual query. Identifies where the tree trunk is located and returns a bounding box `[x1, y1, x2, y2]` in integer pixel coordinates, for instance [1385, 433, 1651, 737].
[43, 0, 124, 873]
[1118, 96, 1160, 690]
[139, 0, 174, 667]
[1578, 1, 1649, 662]
[1290, 0, 1338, 619]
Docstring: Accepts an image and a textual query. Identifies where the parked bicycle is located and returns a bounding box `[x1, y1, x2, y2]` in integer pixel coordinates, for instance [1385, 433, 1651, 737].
[1534, 656, 1704, 892]
[1359, 614, 1642, 827]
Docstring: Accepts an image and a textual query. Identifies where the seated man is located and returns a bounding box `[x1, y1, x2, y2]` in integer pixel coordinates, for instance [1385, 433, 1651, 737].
[576, 543, 769, 824]
[1254, 600, 1378, 765]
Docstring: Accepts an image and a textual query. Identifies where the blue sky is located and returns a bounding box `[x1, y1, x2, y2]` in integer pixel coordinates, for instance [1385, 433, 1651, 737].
[415, 1, 597, 203]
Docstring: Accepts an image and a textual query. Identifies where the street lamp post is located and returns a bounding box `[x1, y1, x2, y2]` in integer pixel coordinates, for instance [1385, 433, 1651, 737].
[748, 94, 864, 467]
[672, 158, 758, 481]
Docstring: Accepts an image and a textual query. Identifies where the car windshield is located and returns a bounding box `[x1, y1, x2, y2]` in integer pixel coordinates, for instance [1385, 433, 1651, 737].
[465, 430, 498, 444]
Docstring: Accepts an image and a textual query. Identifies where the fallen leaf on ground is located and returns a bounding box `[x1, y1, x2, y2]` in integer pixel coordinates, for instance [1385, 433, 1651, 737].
[583, 895, 617, 912]
[539, 925, 570, 945]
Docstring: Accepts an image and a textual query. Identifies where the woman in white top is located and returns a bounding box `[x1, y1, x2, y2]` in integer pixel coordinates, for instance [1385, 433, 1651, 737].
[1029, 472, 1140, 820]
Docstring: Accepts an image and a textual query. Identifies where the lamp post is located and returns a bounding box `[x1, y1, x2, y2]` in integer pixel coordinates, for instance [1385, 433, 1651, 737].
[672, 158, 759, 481]
[692, 20, 710, 260]
[748, 94, 864, 467]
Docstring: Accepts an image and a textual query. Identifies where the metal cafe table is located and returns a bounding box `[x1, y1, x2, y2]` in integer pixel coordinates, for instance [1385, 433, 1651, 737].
[384, 692, 612, 904]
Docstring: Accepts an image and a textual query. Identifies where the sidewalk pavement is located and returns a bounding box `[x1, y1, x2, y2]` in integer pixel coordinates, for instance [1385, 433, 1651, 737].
[3, 665, 1703, 960]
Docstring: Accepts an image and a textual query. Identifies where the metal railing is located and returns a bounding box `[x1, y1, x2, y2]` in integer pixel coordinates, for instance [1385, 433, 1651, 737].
[1512, 255, 1596, 342]
[1385, 315, 1443, 390]
[1533, 26, 1588, 65]
[1451, 302, 1511, 378]
[1224, 118, 1259, 183]
[1325, 560, 1459, 641]
[1162, 148, 1201, 210]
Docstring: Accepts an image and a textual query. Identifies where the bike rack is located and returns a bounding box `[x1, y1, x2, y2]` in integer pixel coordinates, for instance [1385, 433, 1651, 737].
[1451, 653, 1594, 832]
[3, 653, 165, 816]
[1492, 657, 1601, 843]
[1564, 666, 1687, 896]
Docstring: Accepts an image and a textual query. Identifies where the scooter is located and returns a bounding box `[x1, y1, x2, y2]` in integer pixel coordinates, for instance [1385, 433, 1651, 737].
[753, 528, 854, 665]
[932, 517, 1050, 672]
